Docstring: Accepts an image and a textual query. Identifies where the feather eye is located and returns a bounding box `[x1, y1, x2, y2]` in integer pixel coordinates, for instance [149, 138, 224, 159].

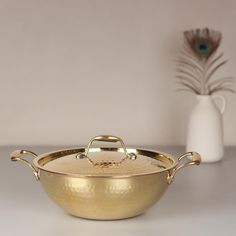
[184, 28, 221, 60]
[176, 27, 234, 95]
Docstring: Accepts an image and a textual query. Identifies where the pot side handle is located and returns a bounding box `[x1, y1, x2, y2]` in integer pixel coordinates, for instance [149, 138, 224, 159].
[10, 150, 40, 180]
[167, 152, 201, 184]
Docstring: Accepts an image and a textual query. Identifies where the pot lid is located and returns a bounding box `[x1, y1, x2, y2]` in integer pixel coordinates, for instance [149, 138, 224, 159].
[36, 135, 176, 177]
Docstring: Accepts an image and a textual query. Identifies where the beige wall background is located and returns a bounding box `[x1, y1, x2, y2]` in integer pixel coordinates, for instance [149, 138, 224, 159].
[1, 0, 235, 146]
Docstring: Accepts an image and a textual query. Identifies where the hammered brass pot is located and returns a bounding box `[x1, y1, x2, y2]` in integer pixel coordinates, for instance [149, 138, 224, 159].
[11, 135, 201, 220]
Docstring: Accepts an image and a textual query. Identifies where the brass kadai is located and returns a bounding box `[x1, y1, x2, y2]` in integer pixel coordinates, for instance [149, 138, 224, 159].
[10, 135, 201, 220]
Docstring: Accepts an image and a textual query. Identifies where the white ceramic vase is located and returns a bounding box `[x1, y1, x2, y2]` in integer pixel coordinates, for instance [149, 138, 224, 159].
[186, 95, 226, 163]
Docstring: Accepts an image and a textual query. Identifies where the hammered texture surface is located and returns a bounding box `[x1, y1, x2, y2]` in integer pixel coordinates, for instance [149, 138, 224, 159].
[40, 170, 169, 220]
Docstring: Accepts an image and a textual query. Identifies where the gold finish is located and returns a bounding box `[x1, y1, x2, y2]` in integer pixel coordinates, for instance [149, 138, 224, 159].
[39, 170, 169, 220]
[10, 150, 39, 180]
[33, 148, 175, 177]
[76, 135, 137, 167]
[167, 152, 201, 184]
[10, 135, 201, 220]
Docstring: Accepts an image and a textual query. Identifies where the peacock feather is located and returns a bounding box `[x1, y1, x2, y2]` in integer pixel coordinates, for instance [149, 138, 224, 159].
[176, 27, 234, 95]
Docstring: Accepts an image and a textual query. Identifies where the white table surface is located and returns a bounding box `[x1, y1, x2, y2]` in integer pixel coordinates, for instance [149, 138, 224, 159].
[1, 146, 235, 236]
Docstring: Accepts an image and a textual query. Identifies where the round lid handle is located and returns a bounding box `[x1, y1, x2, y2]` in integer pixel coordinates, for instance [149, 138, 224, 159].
[76, 135, 137, 167]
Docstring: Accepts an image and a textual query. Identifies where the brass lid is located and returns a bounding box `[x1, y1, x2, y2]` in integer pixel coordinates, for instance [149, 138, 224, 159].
[36, 135, 176, 177]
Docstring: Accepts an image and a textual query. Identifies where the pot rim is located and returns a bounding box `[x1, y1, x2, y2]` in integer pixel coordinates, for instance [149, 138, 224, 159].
[33, 147, 179, 179]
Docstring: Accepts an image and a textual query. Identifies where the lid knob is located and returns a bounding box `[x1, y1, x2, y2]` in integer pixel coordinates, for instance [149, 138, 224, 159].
[76, 135, 137, 167]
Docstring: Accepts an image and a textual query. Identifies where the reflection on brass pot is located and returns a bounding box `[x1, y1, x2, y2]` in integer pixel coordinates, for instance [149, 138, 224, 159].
[10, 135, 201, 220]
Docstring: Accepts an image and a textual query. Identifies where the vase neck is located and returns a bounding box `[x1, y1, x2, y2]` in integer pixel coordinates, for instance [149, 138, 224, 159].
[196, 95, 213, 102]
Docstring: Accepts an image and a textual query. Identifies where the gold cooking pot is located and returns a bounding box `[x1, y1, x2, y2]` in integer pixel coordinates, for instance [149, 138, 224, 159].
[11, 135, 201, 220]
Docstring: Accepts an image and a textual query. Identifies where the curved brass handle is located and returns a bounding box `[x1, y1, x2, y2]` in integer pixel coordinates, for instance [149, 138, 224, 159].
[167, 152, 201, 184]
[10, 150, 40, 180]
[76, 135, 137, 167]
